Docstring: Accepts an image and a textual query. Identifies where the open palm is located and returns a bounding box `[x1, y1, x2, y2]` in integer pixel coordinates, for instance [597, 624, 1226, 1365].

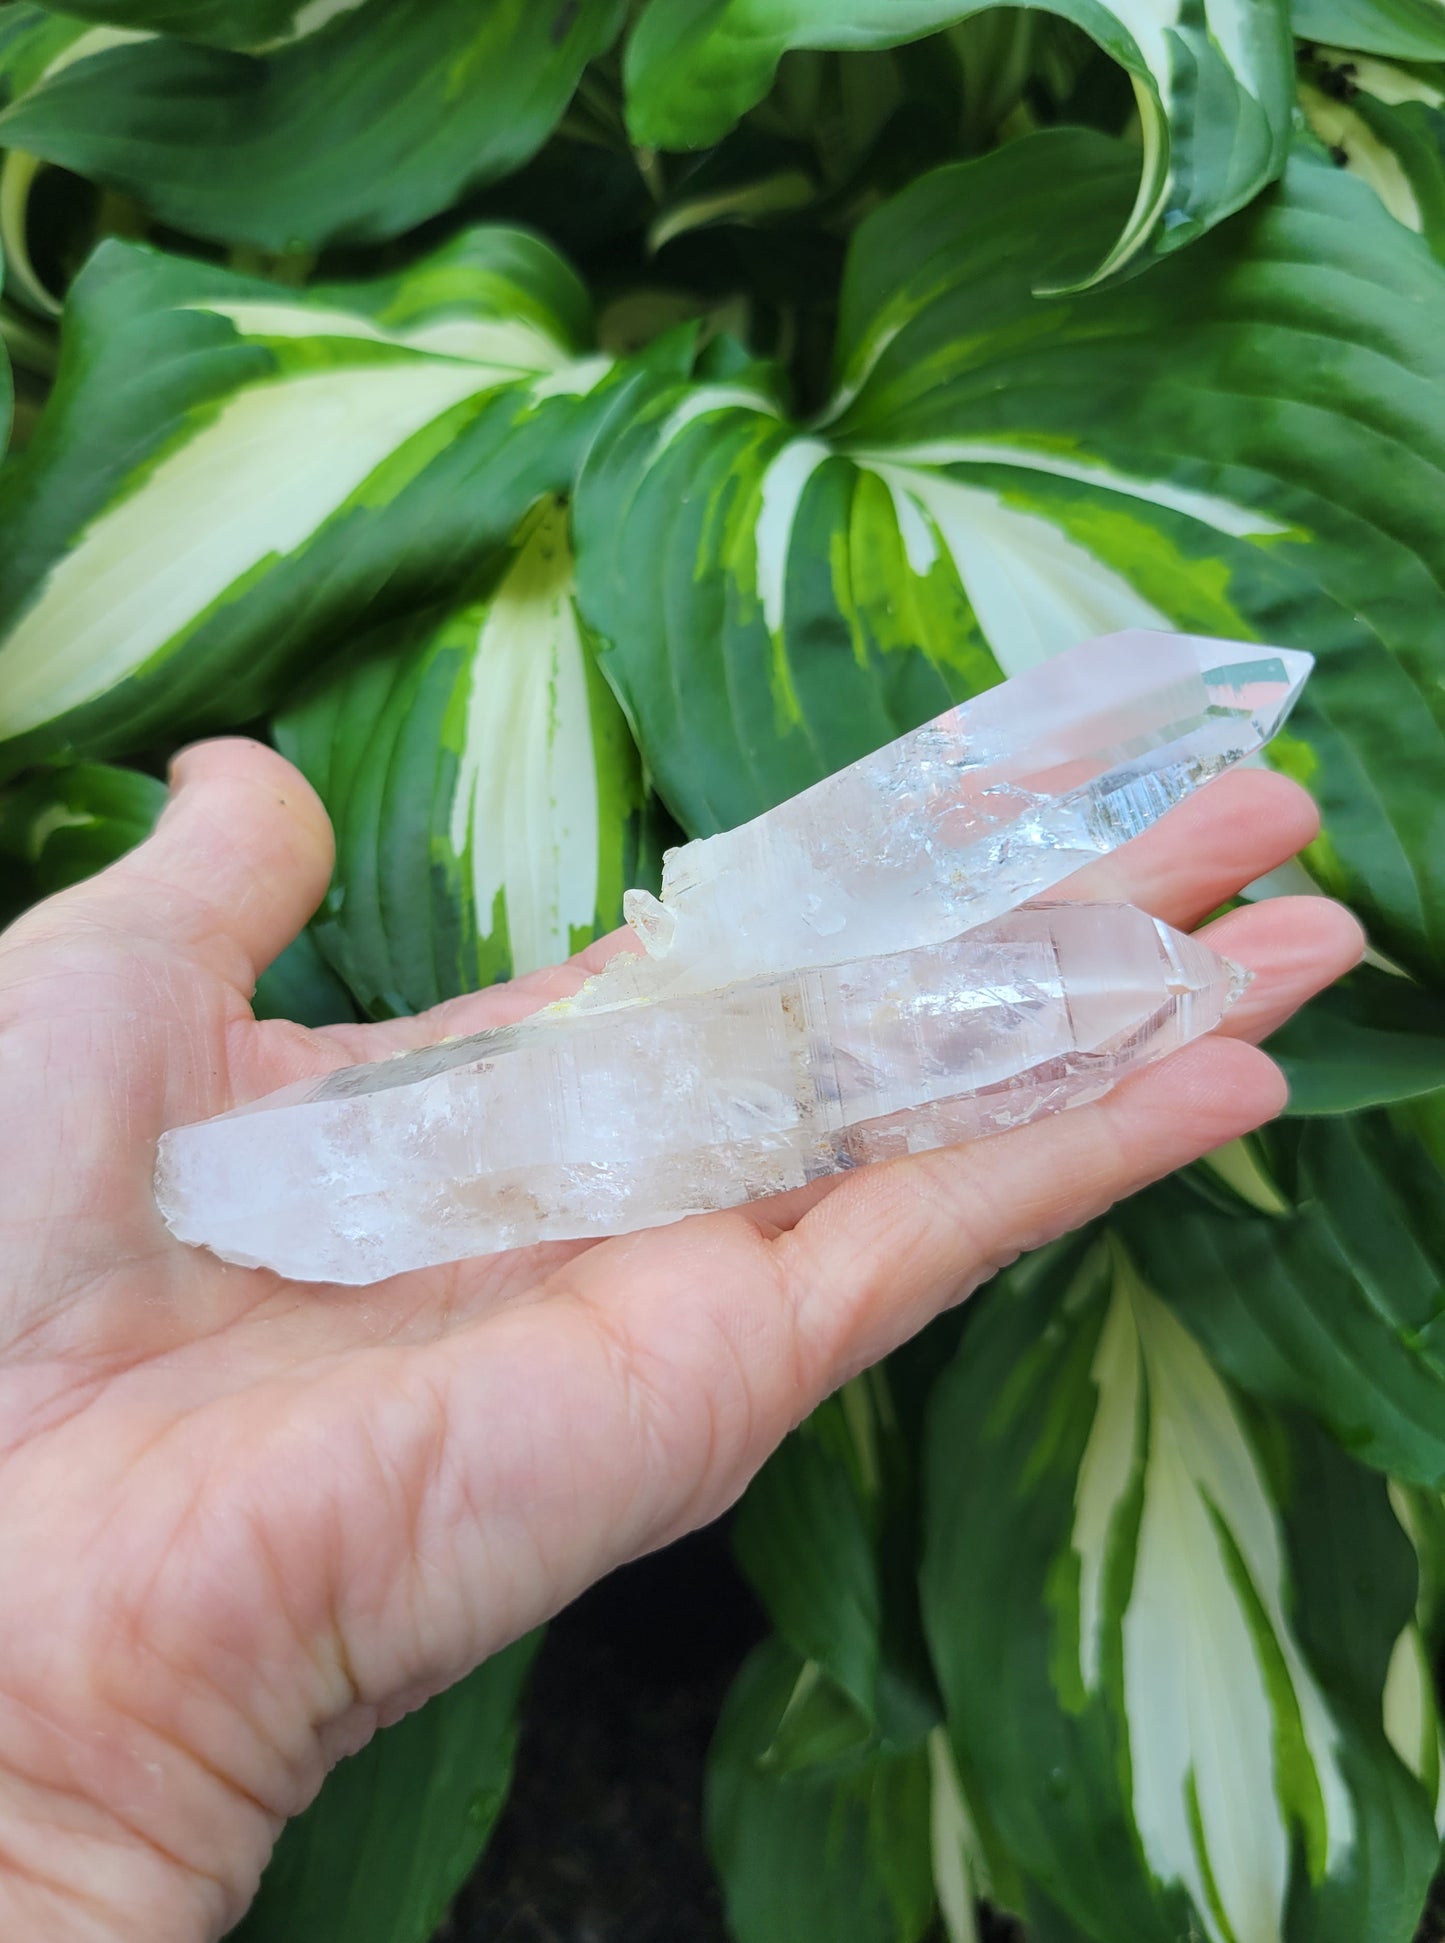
[0, 738, 1360, 1941]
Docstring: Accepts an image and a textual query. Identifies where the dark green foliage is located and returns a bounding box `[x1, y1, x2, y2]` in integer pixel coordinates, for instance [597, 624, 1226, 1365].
[2, 6, 1444, 1941]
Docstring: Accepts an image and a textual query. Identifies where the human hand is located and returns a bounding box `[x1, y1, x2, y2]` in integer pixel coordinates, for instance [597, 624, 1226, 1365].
[0, 740, 1360, 1940]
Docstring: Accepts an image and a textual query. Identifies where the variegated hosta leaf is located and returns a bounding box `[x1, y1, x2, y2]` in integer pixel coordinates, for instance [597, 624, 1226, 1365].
[573, 128, 1445, 981]
[921, 1239, 1441, 1943]
[1121, 1108, 1445, 1486]
[0, 225, 622, 777]
[706, 1636, 938, 1943]
[731, 1391, 887, 1731]
[276, 501, 663, 1016]
[4, 0, 407, 55]
[1392, 1477, 1445, 1642]
[1294, 0, 1445, 62]
[0, 7, 145, 100]
[623, 0, 1293, 282]
[1299, 49, 1445, 256]
[1388, 1479, 1445, 1834]
[0, 758, 164, 899]
[731, 1372, 942, 1750]
[0, 0, 624, 252]
[0, 10, 154, 317]
[0, 759, 355, 1021]
[0, 757, 163, 930]
[1383, 1623, 1445, 1829]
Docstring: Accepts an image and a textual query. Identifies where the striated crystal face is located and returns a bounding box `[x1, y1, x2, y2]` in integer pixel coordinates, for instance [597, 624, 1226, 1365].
[155, 629, 1308, 1284]
[575, 629, 1311, 1011]
[156, 904, 1245, 1285]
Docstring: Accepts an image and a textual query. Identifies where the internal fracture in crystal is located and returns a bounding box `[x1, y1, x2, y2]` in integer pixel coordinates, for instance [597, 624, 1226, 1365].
[157, 905, 1245, 1285]
[155, 629, 1310, 1284]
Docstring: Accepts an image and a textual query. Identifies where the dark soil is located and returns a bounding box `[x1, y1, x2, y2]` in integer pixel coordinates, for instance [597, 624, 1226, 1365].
[1417, 1874, 1445, 1943]
[447, 1518, 1026, 1943]
[448, 1520, 756, 1943]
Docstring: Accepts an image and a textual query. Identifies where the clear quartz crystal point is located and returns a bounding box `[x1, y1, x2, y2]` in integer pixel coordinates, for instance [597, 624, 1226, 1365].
[156, 629, 1302, 1284]
[155, 904, 1247, 1286]
[570, 629, 1311, 1010]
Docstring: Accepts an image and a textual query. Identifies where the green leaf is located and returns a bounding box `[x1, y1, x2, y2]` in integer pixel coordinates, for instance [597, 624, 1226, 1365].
[623, 0, 1294, 282]
[1392, 1479, 1445, 1644]
[0, 7, 140, 103]
[756, 1656, 878, 1773]
[1294, 0, 1445, 62]
[733, 1394, 885, 1729]
[276, 500, 663, 1016]
[571, 358, 1004, 837]
[0, 0, 624, 254]
[574, 129, 1445, 983]
[1381, 1622, 1445, 1827]
[0, 758, 165, 894]
[1299, 51, 1445, 256]
[1268, 966, 1445, 1114]
[647, 126, 821, 254]
[0, 757, 358, 1021]
[706, 1636, 937, 1943]
[0, 224, 620, 776]
[11, 0, 364, 51]
[1120, 1111, 1445, 1488]
[251, 926, 359, 1028]
[733, 1376, 941, 1754]
[0, 8, 169, 319]
[229, 1634, 539, 1943]
[1271, 1411, 1445, 1912]
[920, 1239, 1441, 1943]
[0, 14, 147, 318]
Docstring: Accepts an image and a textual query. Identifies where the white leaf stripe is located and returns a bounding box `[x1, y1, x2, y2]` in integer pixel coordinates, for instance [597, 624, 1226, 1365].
[42, 24, 153, 72]
[190, 300, 574, 375]
[644, 387, 1280, 682]
[845, 441, 1291, 539]
[270, 0, 368, 41]
[1073, 1274, 1142, 1692]
[755, 439, 831, 635]
[1312, 48, 1445, 108]
[928, 1729, 983, 1943]
[1299, 85, 1426, 232]
[448, 506, 603, 975]
[0, 361, 493, 741]
[530, 354, 615, 401]
[0, 149, 58, 316]
[863, 460, 1170, 675]
[653, 383, 781, 457]
[0, 220, 607, 761]
[1070, 1251, 1353, 1943]
[1383, 1624, 1445, 1822]
[648, 395, 1273, 681]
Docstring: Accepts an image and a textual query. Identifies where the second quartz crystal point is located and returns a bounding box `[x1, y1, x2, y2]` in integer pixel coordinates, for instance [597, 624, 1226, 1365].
[157, 904, 1245, 1285]
[577, 628, 1311, 1008]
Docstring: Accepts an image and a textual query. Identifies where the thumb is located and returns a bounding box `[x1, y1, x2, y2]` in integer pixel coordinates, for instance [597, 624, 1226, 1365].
[28, 739, 334, 998]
